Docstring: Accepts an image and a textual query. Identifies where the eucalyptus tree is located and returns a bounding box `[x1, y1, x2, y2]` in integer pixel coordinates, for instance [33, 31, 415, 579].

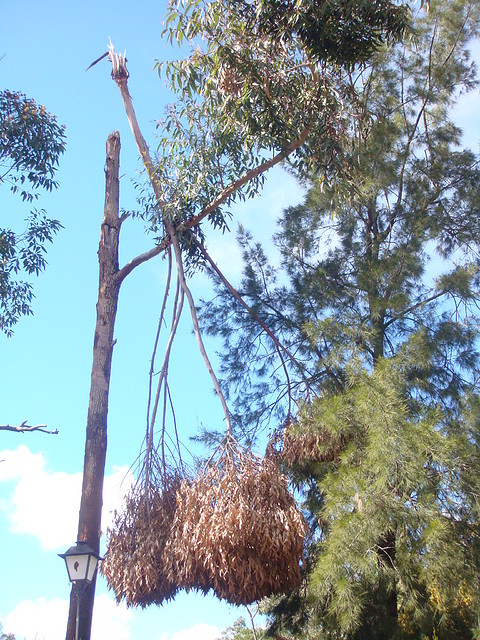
[0, 90, 66, 336]
[142, 0, 410, 246]
[0, 90, 65, 434]
[199, 0, 480, 637]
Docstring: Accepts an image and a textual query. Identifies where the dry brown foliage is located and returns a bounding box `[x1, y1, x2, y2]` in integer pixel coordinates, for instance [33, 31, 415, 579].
[164, 436, 307, 605]
[100, 474, 181, 608]
[101, 436, 307, 607]
[267, 423, 348, 467]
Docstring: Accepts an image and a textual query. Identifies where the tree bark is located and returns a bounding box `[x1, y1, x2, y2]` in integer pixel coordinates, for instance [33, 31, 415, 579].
[378, 529, 398, 624]
[65, 132, 122, 640]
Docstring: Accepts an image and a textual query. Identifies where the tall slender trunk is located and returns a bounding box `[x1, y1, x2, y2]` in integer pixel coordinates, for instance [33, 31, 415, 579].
[378, 529, 398, 622]
[65, 132, 122, 640]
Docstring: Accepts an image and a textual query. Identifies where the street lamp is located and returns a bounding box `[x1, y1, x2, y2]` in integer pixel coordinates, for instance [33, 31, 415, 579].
[59, 541, 102, 640]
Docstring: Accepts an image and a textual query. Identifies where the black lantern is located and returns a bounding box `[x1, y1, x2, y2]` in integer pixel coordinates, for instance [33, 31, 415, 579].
[59, 541, 101, 584]
[59, 541, 102, 640]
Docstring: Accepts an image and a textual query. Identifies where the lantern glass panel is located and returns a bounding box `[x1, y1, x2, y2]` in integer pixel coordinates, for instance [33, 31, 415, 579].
[86, 555, 99, 582]
[65, 553, 89, 582]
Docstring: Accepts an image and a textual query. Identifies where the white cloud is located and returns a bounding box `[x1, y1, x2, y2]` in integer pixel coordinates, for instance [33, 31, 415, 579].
[2, 594, 133, 640]
[0, 445, 134, 550]
[158, 623, 221, 640]
[0, 444, 45, 481]
[3, 597, 68, 640]
[91, 594, 134, 640]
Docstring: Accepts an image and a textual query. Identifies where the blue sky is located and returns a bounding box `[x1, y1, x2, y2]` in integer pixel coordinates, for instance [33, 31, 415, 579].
[0, 2, 303, 638]
[1, 2, 480, 639]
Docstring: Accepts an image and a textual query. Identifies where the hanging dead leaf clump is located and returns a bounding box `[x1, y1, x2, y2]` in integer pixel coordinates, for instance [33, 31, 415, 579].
[267, 422, 349, 468]
[101, 472, 181, 608]
[164, 436, 308, 605]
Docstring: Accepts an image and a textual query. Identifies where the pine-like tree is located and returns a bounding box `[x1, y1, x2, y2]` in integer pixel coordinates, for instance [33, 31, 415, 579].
[200, 1, 480, 637]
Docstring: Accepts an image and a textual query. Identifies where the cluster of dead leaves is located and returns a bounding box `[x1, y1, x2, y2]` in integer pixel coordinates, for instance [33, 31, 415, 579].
[267, 423, 348, 468]
[164, 437, 307, 605]
[101, 437, 307, 607]
[100, 475, 180, 608]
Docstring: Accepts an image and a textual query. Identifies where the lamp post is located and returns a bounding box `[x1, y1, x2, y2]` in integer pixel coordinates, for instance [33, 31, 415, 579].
[59, 541, 102, 640]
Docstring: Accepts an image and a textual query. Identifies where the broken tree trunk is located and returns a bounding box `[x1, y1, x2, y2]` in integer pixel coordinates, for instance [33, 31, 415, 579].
[65, 132, 122, 640]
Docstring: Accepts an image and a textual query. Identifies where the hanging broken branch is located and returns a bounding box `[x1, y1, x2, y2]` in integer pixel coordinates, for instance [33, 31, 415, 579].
[108, 42, 232, 434]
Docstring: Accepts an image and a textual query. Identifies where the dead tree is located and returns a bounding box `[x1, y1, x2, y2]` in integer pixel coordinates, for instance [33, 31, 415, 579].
[66, 132, 126, 640]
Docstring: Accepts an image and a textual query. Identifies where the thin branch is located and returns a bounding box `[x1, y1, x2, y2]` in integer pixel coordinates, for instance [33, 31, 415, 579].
[145, 247, 173, 473]
[0, 421, 58, 435]
[245, 605, 259, 640]
[192, 236, 296, 417]
[165, 380, 186, 474]
[172, 233, 233, 435]
[115, 243, 164, 285]
[384, 289, 446, 329]
[180, 126, 311, 235]
[146, 275, 184, 478]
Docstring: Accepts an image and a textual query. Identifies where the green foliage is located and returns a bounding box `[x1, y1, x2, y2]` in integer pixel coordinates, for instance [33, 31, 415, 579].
[0, 89, 66, 335]
[217, 617, 263, 640]
[0, 90, 66, 202]
[238, 0, 410, 67]
[199, 0, 480, 637]
[144, 0, 411, 252]
[163, 0, 410, 67]
[302, 355, 479, 638]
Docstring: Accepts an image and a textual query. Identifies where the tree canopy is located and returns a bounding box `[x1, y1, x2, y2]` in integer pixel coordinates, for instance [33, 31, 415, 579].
[132, 0, 411, 251]
[0, 89, 66, 335]
[198, 0, 480, 637]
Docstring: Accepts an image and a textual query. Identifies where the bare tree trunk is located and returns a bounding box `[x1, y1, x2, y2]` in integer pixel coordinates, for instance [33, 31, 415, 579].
[66, 132, 122, 640]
